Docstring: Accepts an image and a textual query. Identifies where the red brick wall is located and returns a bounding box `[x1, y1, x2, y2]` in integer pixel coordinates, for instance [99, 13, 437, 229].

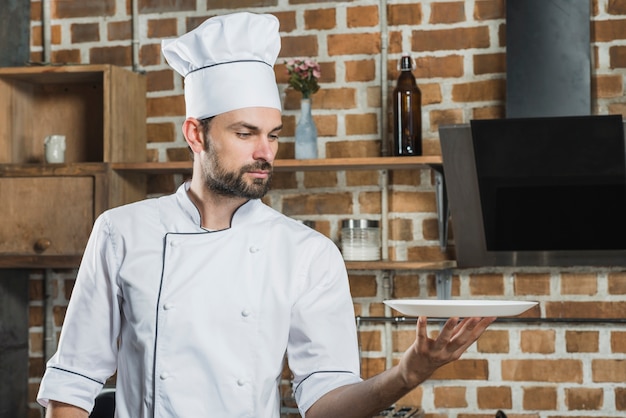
[26, 0, 626, 417]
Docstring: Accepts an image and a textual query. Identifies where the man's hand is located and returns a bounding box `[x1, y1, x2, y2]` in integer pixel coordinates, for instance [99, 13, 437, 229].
[398, 316, 496, 388]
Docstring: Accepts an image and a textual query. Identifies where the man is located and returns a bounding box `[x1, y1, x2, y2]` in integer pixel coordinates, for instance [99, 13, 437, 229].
[37, 12, 494, 417]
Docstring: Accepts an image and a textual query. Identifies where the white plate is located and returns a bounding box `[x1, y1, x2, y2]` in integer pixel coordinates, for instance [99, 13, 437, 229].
[383, 299, 538, 317]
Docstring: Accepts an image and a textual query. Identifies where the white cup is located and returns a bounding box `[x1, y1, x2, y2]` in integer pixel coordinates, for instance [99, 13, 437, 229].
[44, 135, 66, 163]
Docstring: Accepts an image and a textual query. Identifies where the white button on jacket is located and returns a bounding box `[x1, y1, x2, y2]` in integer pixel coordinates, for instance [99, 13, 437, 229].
[37, 182, 361, 417]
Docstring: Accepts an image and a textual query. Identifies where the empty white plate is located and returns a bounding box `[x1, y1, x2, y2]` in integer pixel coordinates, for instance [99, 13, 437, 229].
[383, 299, 538, 317]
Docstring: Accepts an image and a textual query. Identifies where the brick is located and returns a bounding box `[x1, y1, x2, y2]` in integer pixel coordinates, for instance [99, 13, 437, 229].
[474, 0, 505, 20]
[139, 0, 194, 13]
[346, 171, 379, 187]
[146, 69, 174, 92]
[593, 19, 626, 42]
[469, 274, 504, 296]
[147, 18, 177, 39]
[347, 5, 379, 28]
[51, 24, 62, 45]
[611, 331, 626, 353]
[546, 301, 626, 318]
[140, 43, 162, 66]
[610, 46, 626, 69]
[422, 218, 444, 242]
[147, 95, 185, 118]
[430, 2, 466, 24]
[346, 113, 378, 135]
[107, 21, 132, 41]
[29, 278, 44, 301]
[303, 171, 338, 188]
[592, 359, 626, 382]
[269, 172, 297, 190]
[328, 33, 381, 56]
[29, 306, 43, 327]
[366, 86, 381, 107]
[64, 279, 76, 300]
[433, 386, 467, 408]
[521, 330, 555, 354]
[387, 3, 422, 26]
[348, 274, 377, 298]
[608, 0, 626, 14]
[523, 386, 557, 410]
[609, 272, 626, 294]
[451, 78, 506, 102]
[412, 27, 490, 52]
[389, 170, 422, 187]
[292, 88, 356, 110]
[405, 245, 454, 263]
[413, 55, 464, 79]
[304, 8, 336, 30]
[89, 45, 132, 66]
[280, 35, 319, 58]
[361, 357, 386, 379]
[421, 83, 443, 105]
[388, 31, 403, 54]
[147, 123, 176, 144]
[566, 331, 599, 353]
[502, 359, 582, 383]
[53, 0, 115, 18]
[389, 218, 415, 241]
[592, 74, 623, 98]
[358, 329, 382, 352]
[31, 1, 42, 21]
[397, 386, 423, 410]
[431, 359, 489, 380]
[29, 357, 45, 379]
[358, 191, 381, 214]
[429, 109, 464, 133]
[513, 273, 551, 295]
[477, 386, 512, 409]
[282, 192, 353, 216]
[565, 387, 603, 410]
[389, 191, 435, 213]
[561, 273, 598, 295]
[617, 387, 626, 410]
[165, 148, 189, 162]
[71, 23, 100, 43]
[274, 11, 296, 32]
[477, 330, 509, 353]
[326, 140, 380, 158]
[313, 115, 337, 137]
[474, 52, 506, 75]
[345, 59, 376, 82]
[392, 273, 420, 298]
[472, 105, 505, 120]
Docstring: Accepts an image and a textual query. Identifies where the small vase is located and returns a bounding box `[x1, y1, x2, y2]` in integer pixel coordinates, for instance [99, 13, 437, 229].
[295, 98, 318, 159]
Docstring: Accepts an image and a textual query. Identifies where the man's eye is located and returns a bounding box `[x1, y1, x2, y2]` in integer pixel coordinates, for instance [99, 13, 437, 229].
[269, 134, 280, 141]
[237, 132, 251, 138]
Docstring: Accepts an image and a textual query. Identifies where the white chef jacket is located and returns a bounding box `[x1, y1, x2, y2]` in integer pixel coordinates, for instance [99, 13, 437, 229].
[37, 182, 362, 417]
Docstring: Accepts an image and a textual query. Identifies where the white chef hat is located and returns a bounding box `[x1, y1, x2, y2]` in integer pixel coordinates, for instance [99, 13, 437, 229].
[161, 12, 282, 120]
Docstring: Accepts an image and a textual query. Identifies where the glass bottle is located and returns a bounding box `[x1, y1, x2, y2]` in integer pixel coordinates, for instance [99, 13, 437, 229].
[392, 55, 422, 156]
[295, 98, 318, 159]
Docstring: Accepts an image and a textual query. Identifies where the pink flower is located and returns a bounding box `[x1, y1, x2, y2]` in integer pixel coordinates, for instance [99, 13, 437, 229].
[285, 58, 321, 99]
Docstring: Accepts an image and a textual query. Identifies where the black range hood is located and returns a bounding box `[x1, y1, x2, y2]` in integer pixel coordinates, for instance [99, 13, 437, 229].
[440, 115, 626, 267]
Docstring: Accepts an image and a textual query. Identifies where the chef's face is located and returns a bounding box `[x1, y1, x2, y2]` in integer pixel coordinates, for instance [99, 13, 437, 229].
[199, 107, 282, 199]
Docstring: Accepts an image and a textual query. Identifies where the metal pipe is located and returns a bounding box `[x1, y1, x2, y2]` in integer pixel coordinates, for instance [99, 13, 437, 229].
[43, 269, 57, 362]
[379, 0, 389, 156]
[131, 0, 142, 72]
[42, 0, 51, 63]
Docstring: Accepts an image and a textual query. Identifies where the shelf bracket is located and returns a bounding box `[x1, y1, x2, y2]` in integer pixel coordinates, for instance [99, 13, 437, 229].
[436, 269, 452, 300]
[433, 167, 449, 252]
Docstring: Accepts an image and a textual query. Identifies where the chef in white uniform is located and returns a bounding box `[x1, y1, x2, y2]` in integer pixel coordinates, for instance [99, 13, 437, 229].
[37, 12, 494, 418]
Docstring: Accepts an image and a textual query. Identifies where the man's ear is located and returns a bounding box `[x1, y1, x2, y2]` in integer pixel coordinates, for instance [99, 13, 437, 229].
[182, 118, 205, 154]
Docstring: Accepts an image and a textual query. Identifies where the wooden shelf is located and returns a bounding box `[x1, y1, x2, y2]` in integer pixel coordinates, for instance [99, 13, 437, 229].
[0, 162, 107, 177]
[0, 255, 83, 269]
[345, 260, 455, 271]
[111, 156, 443, 174]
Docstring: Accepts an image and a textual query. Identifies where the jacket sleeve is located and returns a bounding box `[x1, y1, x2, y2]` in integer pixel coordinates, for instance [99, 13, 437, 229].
[37, 212, 122, 413]
[288, 239, 363, 415]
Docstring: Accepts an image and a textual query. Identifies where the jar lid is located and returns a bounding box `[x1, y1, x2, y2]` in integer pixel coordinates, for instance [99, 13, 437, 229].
[342, 219, 379, 229]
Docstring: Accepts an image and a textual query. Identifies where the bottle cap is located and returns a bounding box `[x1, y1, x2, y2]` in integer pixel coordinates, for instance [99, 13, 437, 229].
[400, 55, 412, 71]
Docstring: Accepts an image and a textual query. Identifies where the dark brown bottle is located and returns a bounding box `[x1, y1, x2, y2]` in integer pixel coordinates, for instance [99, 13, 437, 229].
[392, 55, 422, 156]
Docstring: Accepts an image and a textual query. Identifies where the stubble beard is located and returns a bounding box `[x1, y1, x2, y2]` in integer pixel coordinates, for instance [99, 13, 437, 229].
[201, 146, 273, 200]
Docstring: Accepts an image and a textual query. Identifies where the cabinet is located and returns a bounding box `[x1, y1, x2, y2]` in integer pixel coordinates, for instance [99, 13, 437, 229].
[0, 65, 146, 267]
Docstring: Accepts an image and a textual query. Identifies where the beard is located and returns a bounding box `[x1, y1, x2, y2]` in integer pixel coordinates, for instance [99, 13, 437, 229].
[200, 148, 273, 200]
